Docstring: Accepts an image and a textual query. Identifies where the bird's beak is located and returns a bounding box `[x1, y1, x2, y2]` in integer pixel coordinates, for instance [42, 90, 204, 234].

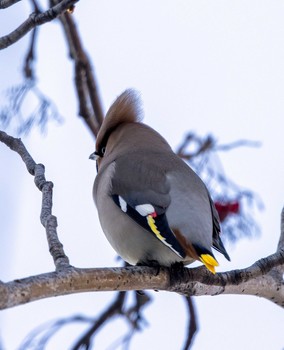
[89, 152, 99, 160]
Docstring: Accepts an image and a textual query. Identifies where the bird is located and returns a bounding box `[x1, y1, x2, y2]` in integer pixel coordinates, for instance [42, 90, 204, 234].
[90, 89, 230, 274]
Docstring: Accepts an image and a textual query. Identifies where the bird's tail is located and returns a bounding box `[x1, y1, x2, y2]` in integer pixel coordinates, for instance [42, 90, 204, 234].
[213, 236, 231, 261]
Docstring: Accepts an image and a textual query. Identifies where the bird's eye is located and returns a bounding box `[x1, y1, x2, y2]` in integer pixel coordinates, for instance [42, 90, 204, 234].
[101, 147, 106, 155]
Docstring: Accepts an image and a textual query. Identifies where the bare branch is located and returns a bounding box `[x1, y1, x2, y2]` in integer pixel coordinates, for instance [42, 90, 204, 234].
[1, 0, 103, 140]
[0, 0, 21, 9]
[214, 139, 261, 151]
[19, 315, 94, 349]
[0, 0, 79, 50]
[29, 0, 42, 12]
[23, 28, 38, 79]
[0, 247, 283, 311]
[70, 260, 151, 349]
[0, 130, 70, 270]
[0, 81, 63, 135]
[278, 206, 284, 251]
[176, 133, 215, 161]
[182, 296, 198, 350]
[54, 7, 104, 137]
[0, 130, 36, 174]
[22, 0, 41, 79]
[19, 290, 151, 349]
[71, 291, 127, 350]
[176, 133, 262, 244]
[177, 133, 261, 162]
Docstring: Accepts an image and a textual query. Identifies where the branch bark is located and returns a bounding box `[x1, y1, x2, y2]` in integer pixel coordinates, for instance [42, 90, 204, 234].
[54, 5, 104, 137]
[0, 0, 21, 9]
[0, 250, 283, 311]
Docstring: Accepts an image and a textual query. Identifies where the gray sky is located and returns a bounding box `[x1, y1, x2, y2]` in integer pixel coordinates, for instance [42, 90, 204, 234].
[1, 1, 284, 349]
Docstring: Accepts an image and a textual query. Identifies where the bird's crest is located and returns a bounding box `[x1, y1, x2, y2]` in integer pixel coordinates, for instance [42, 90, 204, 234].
[96, 89, 143, 152]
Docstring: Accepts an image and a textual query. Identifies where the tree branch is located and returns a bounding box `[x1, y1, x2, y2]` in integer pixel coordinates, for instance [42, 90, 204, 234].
[278, 206, 284, 251]
[176, 133, 261, 161]
[214, 139, 261, 152]
[23, 27, 38, 80]
[0, 0, 79, 50]
[0, 130, 70, 270]
[182, 296, 198, 350]
[0, 0, 21, 9]
[54, 5, 104, 137]
[0, 248, 283, 311]
[71, 291, 127, 350]
[176, 133, 215, 161]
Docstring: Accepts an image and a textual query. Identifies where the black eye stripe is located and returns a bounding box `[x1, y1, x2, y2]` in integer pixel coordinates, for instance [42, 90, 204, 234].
[97, 123, 118, 158]
[95, 148, 105, 158]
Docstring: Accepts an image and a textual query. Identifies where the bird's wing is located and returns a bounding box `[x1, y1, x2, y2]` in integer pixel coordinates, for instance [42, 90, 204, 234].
[110, 154, 186, 259]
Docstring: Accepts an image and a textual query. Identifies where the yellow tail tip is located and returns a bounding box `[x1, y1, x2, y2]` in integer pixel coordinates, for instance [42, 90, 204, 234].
[200, 254, 219, 274]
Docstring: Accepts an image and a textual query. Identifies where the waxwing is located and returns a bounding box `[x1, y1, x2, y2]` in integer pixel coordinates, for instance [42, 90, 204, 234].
[90, 89, 230, 274]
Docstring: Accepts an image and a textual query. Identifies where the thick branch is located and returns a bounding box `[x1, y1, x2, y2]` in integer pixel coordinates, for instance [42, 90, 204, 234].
[0, 130, 70, 270]
[0, 0, 79, 50]
[0, 249, 283, 310]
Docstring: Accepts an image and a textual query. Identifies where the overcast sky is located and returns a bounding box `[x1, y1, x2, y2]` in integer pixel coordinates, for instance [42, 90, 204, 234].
[1, 1, 284, 349]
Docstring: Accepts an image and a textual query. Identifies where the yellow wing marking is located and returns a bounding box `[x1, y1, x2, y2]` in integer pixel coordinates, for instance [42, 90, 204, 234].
[200, 254, 219, 274]
[147, 215, 165, 241]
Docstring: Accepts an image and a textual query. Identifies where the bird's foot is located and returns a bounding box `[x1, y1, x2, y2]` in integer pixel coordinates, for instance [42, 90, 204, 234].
[136, 260, 161, 294]
[136, 259, 161, 276]
[169, 262, 186, 285]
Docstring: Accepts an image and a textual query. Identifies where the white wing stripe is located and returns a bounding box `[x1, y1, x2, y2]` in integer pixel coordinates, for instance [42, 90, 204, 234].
[135, 204, 155, 216]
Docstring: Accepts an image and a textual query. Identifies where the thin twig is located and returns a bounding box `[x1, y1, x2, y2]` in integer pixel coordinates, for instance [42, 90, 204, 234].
[23, 0, 42, 80]
[124, 292, 151, 330]
[0, 130, 70, 270]
[176, 133, 215, 160]
[29, 0, 41, 12]
[71, 292, 127, 350]
[176, 134, 261, 161]
[19, 315, 95, 349]
[278, 206, 284, 251]
[54, 7, 104, 137]
[215, 139, 261, 152]
[0, 0, 79, 50]
[182, 296, 198, 350]
[71, 273, 151, 349]
[23, 28, 38, 79]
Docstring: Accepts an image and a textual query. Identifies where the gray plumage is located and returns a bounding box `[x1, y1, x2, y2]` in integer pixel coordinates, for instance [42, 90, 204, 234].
[91, 89, 230, 273]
